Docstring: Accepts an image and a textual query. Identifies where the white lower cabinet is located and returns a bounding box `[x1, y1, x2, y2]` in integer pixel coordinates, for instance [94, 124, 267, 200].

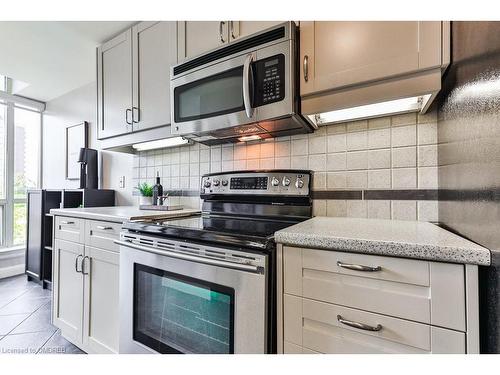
[53, 239, 84, 346]
[83, 246, 120, 353]
[278, 245, 479, 354]
[53, 218, 120, 354]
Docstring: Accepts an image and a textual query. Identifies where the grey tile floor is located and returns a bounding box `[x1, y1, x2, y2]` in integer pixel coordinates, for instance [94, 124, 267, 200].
[0, 275, 85, 354]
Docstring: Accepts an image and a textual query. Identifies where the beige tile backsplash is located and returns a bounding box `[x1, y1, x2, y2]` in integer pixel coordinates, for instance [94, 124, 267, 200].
[134, 111, 439, 222]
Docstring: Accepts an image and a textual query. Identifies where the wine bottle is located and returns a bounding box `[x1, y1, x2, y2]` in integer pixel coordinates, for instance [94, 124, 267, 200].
[152, 171, 163, 206]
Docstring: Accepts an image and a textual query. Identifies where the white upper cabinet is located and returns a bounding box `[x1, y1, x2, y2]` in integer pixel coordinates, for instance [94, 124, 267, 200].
[97, 29, 133, 139]
[178, 21, 228, 60]
[97, 22, 178, 140]
[178, 21, 284, 61]
[300, 21, 445, 96]
[132, 21, 178, 132]
[228, 21, 284, 41]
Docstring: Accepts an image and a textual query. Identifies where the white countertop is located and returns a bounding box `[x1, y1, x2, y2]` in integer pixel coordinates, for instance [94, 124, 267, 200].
[275, 217, 491, 266]
[50, 206, 200, 223]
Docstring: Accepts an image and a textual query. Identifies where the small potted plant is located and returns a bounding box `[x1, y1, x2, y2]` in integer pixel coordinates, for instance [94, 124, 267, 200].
[136, 182, 154, 205]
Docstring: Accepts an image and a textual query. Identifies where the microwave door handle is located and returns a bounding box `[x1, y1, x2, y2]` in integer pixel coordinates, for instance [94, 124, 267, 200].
[243, 54, 254, 119]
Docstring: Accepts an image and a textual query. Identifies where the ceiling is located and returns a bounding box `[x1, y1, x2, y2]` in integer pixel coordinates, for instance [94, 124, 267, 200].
[0, 21, 136, 102]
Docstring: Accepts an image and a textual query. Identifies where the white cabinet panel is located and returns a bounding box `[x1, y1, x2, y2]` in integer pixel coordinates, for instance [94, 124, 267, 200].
[83, 246, 120, 354]
[53, 239, 84, 346]
[132, 21, 177, 131]
[229, 21, 283, 41]
[283, 246, 465, 331]
[179, 21, 227, 60]
[97, 29, 133, 139]
[284, 294, 466, 354]
[55, 216, 85, 243]
[300, 21, 443, 96]
[85, 220, 121, 253]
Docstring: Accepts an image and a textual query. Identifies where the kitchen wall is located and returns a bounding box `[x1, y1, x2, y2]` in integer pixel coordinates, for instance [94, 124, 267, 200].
[438, 21, 500, 353]
[42, 82, 135, 205]
[133, 111, 439, 221]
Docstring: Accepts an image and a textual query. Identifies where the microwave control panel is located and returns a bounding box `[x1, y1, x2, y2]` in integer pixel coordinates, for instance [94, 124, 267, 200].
[254, 54, 285, 107]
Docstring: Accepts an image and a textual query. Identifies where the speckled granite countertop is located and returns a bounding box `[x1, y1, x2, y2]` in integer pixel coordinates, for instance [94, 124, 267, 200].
[50, 206, 200, 223]
[275, 217, 491, 266]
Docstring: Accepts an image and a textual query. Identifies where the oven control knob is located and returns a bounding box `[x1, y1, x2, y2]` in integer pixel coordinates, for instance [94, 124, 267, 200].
[282, 176, 291, 187]
[204, 180, 211, 188]
[295, 179, 304, 189]
[271, 177, 280, 186]
[213, 179, 220, 186]
[221, 179, 228, 186]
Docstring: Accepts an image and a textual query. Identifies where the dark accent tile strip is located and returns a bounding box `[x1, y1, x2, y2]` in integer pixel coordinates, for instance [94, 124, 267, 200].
[364, 189, 439, 201]
[438, 189, 500, 202]
[312, 190, 363, 200]
[312, 189, 440, 201]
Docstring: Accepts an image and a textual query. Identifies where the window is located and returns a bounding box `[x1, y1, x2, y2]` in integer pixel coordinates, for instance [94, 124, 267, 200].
[0, 96, 42, 248]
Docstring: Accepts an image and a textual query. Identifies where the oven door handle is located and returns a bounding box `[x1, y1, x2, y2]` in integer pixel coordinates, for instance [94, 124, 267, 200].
[114, 239, 264, 274]
[242, 54, 255, 119]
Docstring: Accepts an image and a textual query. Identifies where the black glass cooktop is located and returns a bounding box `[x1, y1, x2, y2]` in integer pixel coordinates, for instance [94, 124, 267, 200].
[122, 214, 299, 251]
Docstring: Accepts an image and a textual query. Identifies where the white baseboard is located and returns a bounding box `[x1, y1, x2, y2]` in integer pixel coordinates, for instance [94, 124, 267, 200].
[0, 264, 25, 279]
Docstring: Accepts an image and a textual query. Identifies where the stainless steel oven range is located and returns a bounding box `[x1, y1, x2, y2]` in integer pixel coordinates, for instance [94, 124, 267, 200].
[116, 170, 312, 354]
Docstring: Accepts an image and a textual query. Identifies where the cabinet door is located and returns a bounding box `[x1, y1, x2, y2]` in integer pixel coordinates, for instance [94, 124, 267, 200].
[53, 239, 84, 346]
[300, 21, 442, 96]
[178, 21, 228, 60]
[83, 246, 120, 354]
[228, 21, 283, 41]
[97, 29, 133, 139]
[132, 21, 177, 131]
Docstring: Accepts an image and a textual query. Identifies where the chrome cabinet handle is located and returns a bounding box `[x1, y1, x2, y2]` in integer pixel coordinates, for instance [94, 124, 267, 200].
[230, 21, 236, 40]
[337, 261, 382, 272]
[219, 21, 226, 43]
[125, 108, 132, 125]
[75, 254, 83, 273]
[242, 54, 255, 119]
[337, 315, 382, 332]
[60, 220, 75, 225]
[132, 106, 140, 123]
[96, 225, 113, 230]
[303, 55, 309, 82]
[82, 256, 90, 275]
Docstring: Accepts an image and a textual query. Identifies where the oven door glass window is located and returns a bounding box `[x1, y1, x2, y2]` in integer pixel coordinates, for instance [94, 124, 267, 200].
[134, 264, 234, 354]
[174, 66, 245, 123]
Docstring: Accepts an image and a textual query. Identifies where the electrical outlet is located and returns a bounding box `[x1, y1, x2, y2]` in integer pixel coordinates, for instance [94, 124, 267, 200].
[119, 176, 125, 189]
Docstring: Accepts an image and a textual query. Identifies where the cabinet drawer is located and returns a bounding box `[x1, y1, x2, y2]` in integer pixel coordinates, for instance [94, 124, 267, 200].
[283, 246, 466, 331]
[85, 220, 121, 252]
[55, 216, 85, 243]
[284, 294, 466, 354]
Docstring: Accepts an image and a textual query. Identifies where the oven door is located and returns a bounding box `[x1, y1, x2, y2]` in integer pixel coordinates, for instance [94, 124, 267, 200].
[118, 238, 268, 354]
[170, 40, 293, 138]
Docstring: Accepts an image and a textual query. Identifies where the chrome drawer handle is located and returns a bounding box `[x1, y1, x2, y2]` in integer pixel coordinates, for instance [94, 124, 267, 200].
[96, 225, 113, 230]
[337, 261, 381, 272]
[60, 221, 75, 225]
[337, 315, 382, 332]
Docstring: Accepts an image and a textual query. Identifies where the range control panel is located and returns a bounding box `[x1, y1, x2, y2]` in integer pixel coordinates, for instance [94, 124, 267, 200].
[201, 171, 311, 196]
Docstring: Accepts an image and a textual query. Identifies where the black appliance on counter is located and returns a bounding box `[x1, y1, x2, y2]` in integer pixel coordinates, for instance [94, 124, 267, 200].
[78, 148, 98, 189]
[117, 170, 312, 354]
[26, 188, 115, 289]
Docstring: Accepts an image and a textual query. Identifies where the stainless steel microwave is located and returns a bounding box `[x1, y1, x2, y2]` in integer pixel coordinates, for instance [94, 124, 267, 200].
[170, 22, 316, 145]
